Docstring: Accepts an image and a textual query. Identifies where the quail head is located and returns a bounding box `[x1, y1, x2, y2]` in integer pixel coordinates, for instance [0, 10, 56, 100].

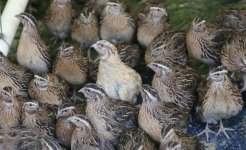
[22, 101, 56, 137]
[28, 73, 66, 106]
[16, 12, 51, 73]
[0, 53, 33, 98]
[53, 43, 89, 102]
[100, 2, 135, 43]
[148, 61, 200, 111]
[0, 86, 24, 129]
[139, 84, 189, 143]
[186, 18, 229, 66]
[68, 115, 115, 150]
[211, 9, 246, 32]
[137, 6, 169, 48]
[146, 30, 188, 65]
[71, 8, 100, 48]
[89, 41, 141, 81]
[117, 128, 158, 150]
[196, 66, 244, 141]
[90, 40, 142, 103]
[79, 83, 138, 145]
[160, 126, 205, 150]
[44, 0, 73, 40]
[56, 105, 76, 148]
[0, 128, 65, 150]
[221, 32, 246, 92]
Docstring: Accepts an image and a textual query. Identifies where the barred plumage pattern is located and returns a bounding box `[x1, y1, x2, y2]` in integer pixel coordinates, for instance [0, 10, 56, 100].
[147, 30, 188, 65]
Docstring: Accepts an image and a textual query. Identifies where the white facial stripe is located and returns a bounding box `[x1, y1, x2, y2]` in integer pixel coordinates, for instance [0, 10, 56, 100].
[155, 63, 170, 71]
[64, 106, 76, 111]
[211, 70, 228, 75]
[22, 15, 36, 27]
[64, 46, 74, 51]
[150, 7, 165, 12]
[143, 88, 156, 100]
[107, 2, 120, 7]
[89, 88, 104, 95]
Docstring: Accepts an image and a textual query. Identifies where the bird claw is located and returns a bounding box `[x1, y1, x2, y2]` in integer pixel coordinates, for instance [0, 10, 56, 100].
[69, 90, 84, 103]
[216, 120, 234, 140]
[197, 124, 216, 142]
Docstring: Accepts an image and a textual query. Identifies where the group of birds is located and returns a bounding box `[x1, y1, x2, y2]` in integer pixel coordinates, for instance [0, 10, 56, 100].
[0, 0, 245, 149]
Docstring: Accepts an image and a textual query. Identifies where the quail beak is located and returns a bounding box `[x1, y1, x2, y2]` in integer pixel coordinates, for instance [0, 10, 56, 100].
[67, 116, 77, 124]
[147, 63, 154, 70]
[78, 88, 85, 94]
[15, 14, 21, 20]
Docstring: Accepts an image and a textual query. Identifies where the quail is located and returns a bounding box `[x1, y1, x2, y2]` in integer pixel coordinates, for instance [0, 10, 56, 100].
[71, 8, 100, 48]
[44, 0, 73, 40]
[56, 105, 76, 148]
[0, 52, 32, 97]
[79, 83, 138, 145]
[22, 102, 56, 137]
[89, 41, 141, 81]
[148, 61, 199, 110]
[68, 115, 115, 150]
[15, 12, 51, 73]
[117, 128, 158, 150]
[139, 84, 189, 142]
[28, 73, 66, 106]
[55, 102, 86, 148]
[186, 18, 229, 66]
[0, 127, 65, 150]
[146, 30, 188, 65]
[211, 9, 246, 32]
[53, 43, 89, 102]
[0, 86, 24, 129]
[221, 32, 246, 92]
[160, 126, 205, 150]
[100, 2, 135, 43]
[196, 66, 244, 141]
[90, 40, 142, 103]
[137, 6, 169, 49]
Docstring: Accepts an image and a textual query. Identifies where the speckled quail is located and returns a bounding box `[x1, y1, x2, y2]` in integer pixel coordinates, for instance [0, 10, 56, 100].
[186, 18, 229, 66]
[160, 126, 205, 150]
[148, 61, 200, 111]
[146, 30, 188, 65]
[44, 0, 73, 40]
[22, 102, 56, 137]
[79, 83, 138, 145]
[137, 6, 169, 49]
[28, 73, 67, 106]
[0, 127, 65, 150]
[117, 127, 158, 150]
[90, 40, 142, 103]
[139, 84, 189, 143]
[16, 12, 51, 73]
[196, 66, 244, 141]
[53, 43, 89, 102]
[56, 105, 76, 148]
[0, 52, 32, 98]
[71, 8, 100, 48]
[100, 2, 135, 43]
[0, 86, 24, 129]
[221, 32, 246, 92]
[68, 115, 115, 150]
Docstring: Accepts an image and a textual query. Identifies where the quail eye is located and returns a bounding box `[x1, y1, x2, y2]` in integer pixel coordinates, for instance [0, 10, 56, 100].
[64, 109, 68, 112]
[100, 44, 104, 47]
[29, 103, 32, 106]
[157, 8, 161, 11]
